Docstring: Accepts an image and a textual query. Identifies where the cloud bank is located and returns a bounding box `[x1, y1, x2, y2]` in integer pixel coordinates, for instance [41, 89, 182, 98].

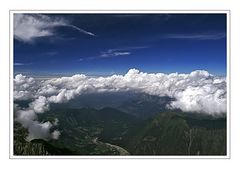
[14, 14, 95, 42]
[14, 69, 226, 140]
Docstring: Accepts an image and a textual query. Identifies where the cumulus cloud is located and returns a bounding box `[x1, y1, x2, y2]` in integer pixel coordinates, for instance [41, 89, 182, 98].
[14, 69, 226, 140]
[14, 74, 37, 100]
[16, 109, 37, 127]
[15, 109, 55, 140]
[167, 85, 226, 113]
[15, 108, 60, 141]
[26, 121, 60, 141]
[14, 14, 95, 42]
[29, 96, 49, 113]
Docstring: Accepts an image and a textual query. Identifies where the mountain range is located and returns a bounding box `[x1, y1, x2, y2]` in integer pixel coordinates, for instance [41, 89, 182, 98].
[14, 93, 226, 155]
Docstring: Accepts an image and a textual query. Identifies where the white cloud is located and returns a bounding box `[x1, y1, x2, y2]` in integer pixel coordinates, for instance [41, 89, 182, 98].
[26, 121, 53, 141]
[15, 108, 60, 141]
[14, 74, 37, 100]
[14, 14, 95, 42]
[52, 130, 61, 140]
[168, 85, 226, 114]
[14, 69, 226, 140]
[16, 109, 37, 128]
[37, 84, 58, 96]
[29, 96, 49, 113]
[14, 14, 62, 42]
[26, 121, 61, 141]
[14, 74, 35, 86]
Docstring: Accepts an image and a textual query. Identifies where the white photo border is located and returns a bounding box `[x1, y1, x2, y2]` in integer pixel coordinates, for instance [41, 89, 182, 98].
[9, 10, 231, 159]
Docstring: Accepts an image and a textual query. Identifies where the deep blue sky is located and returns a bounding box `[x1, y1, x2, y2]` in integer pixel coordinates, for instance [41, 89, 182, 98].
[14, 13, 226, 76]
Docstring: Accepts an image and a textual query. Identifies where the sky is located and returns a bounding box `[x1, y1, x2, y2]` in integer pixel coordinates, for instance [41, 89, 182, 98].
[14, 13, 227, 76]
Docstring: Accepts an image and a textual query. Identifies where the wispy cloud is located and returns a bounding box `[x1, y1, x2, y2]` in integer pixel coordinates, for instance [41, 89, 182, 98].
[100, 46, 148, 58]
[14, 62, 31, 66]
[77, 46, 148, 62]
[77, 46, 149, 62]
[14, 14, 96, 43]
[164, 32, 225, 40]
[64, 24, 96, 36]
[100, 51, 131, 58]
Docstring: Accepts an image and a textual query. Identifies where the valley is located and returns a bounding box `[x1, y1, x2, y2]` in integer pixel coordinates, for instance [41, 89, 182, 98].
[14, 96, 226, 156]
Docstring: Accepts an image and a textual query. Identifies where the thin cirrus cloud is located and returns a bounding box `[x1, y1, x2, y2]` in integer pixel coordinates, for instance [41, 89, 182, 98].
[100, 51, 131, 58]
[14, 62, 32, 66]
[65, 24, 96, 36]
[14, 63, 25, 66]
[164, 32, 226, 40]
[14, 14, 96, 43]
[100, 47, 147, 58]
[14, 69, 226, 140]
[77, 46, 148, 62]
